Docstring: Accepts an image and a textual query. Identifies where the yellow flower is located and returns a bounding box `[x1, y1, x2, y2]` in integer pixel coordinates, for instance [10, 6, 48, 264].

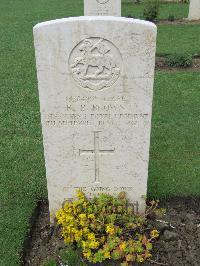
[56, 190, 159, 265]
[126, 254, 135, 262]
[79, 213, 87, 219]
[63, 201, 72, 211]
[83, 201, 88, 208]
[79, 213, 88, 226]
[104, 251, 111, 259]
[151, 229, 159, 238]
[83, 249, 92, 259]
[82, 240, 88, 250]
[64, 236, 74, 244]
[74, 230, 83, 241]
[119, 242, 126, 251]
[100, 236, 106, 244]
[137, 255, 144, 263]
[56, 209, 65, 224]
[88, 240, 99, 249]
[77, 190, 85, 199]
[106, 224, 115, 235]
[87, 232, 96, 241]
[88, 214, 95, 219]
[83, 227, 89, 234]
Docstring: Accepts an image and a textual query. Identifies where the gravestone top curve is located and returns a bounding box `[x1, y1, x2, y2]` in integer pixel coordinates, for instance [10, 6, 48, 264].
[33, 16, 156, 30]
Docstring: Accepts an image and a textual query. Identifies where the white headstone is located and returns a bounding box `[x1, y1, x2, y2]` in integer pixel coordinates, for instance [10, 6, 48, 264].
[84, 0, 121, 16]
[33, 17, 157, 221]
[188, 0, 200, 20]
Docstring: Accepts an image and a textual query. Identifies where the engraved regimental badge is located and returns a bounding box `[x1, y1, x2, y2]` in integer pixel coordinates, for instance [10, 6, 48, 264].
[69, 37, 121, 91]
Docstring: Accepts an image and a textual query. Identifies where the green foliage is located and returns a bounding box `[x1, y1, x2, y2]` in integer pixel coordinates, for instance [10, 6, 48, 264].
[59, 246, 87, 266]
[43, 259, 57, 266]
[56, 191, 159, 265]
[180, 0, 189, 3]
[122, 1, 189, 20]
[154, 208, 166, 219]
[166, 54, 193, 68]
[143, 0, 160, 22]
[168, 14, 175, 22]
[42, 247, 87, 266]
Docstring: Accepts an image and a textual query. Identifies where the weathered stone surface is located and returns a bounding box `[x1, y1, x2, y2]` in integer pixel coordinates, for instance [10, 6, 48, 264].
[188, 0, 200, 20]
[33, 17, 157, 221]
[84, 0, 121, 16]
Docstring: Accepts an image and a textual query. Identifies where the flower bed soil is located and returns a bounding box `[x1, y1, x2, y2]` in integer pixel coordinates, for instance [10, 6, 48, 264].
[22, 198, 200, 266]
[155, 57, 200, 71]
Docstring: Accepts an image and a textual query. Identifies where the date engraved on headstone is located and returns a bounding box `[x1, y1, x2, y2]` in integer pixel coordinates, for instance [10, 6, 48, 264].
[79, 131, 115, 183]
[69, 37, 121, 91]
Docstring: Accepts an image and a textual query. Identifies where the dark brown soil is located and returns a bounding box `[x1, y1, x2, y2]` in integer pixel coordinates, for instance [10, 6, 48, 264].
[155, 57, 200, 71]
[22, 198, 200, 266]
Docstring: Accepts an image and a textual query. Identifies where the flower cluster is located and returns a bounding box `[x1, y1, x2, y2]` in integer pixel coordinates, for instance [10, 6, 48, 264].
[56, 191, 159, 265]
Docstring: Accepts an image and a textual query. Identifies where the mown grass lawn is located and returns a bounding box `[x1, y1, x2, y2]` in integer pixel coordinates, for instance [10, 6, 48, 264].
[122, 0, 189, 20]
[0, 0, 199, 265]
[148, 71, 200, 199]
[157, 24, 200, 56]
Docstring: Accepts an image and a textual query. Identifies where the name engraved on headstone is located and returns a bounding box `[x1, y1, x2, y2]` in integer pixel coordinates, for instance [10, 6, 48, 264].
[44, 95, 149, 128]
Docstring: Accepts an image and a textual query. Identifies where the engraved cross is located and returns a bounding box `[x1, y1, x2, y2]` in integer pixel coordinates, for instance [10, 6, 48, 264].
[79, 131, 115, 183]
